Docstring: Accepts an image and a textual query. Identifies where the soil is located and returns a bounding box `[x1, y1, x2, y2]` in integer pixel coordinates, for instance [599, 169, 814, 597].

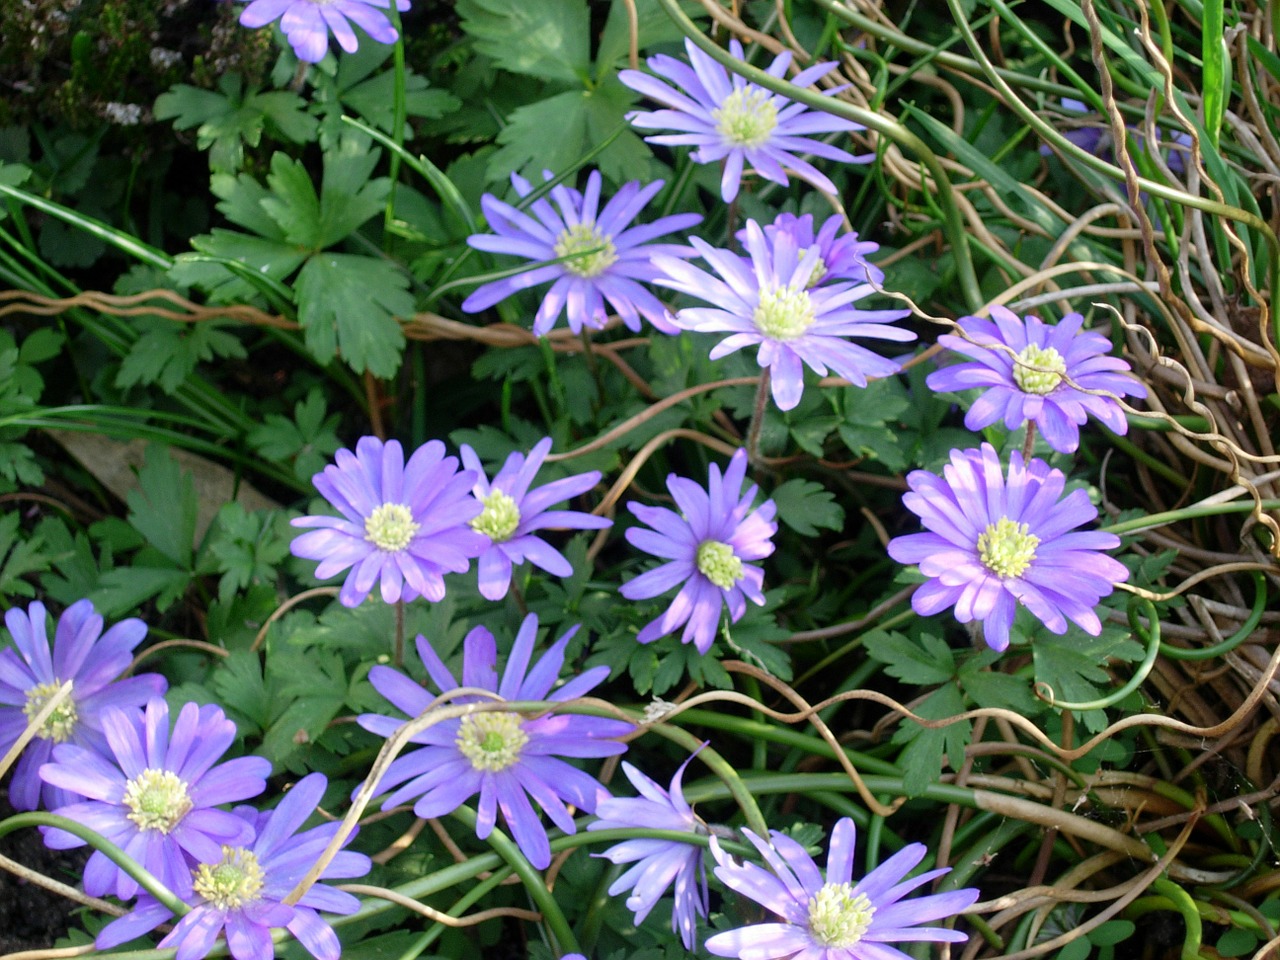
[0, 791, 89, 953]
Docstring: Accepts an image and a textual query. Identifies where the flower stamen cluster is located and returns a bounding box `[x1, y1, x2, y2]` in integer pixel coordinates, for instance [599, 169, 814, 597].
[976, 517, 1039, 579]
[753, 285, 816, 340]
[554, 223, 618, 278]
[364, 503, 420, 552]
[469, 490, 521, 543]
[193, 846, 265, 910]
[712, 87, 778, 148]
[455, 712, 529, 772]
[23, 681, 78, 743]
[123, 769, 194, 834]
[808, 884, 875, 947]
[695, 540, 743, 589]
[1012, 343, 1067, 395]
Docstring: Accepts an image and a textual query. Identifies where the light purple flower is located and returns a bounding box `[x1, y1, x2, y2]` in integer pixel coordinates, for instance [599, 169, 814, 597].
[357, 614, 633, 869]
[652, 219, 914, 411]
[39, 698, 271, 901]
[886, 443, 1130, 652]
[737, 212, 884, 287]
[96, 772, 371, 960]
[462, 169, 701, 336]
[0, 599, 166, 812]
[459, 437, 612, 601]
[1044, 98, 1191, 175]
[619, 448, 777, 654]
[926, 306, 1147, 454]
[239, 0, 409, 64]
[290, 437, 487, 607]
[707, 817, 979, 960]
[619, 37, 865, 202]
[588, 753, 708, 949]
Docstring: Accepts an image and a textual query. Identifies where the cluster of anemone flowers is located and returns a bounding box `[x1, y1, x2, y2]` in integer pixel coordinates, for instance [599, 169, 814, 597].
[0, 14, 1165, 960]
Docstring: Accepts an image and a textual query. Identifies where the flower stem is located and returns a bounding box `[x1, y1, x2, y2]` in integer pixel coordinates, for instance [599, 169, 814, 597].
[450, 806, 581, 956]
[745, 369, 772, 463]
[1021, 421, 1037, 461]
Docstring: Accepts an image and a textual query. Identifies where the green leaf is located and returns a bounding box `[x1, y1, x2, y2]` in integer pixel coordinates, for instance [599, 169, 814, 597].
[125, 445, 198, 569]
[892, 683, 970, 796]
[1217, 928, 1259, 958]
[0, 513, 49, 599]
[173, 230, 307, 304]
[205, 504, 289, 604]
[154, 76, 317, 174]
[116, 318, 248, 394]
[864, 630, 956, 685]
[488, 91, 590, 181]
[595, 0, 688, 76]
[459, 0, 591, 83]
[91, 566, 191, 616]
[770, 478, 845, 536]
[341, 70, 461, 134]
[295, 253, 411, 376]
[259, 143, 390, 250]
[1032, 621, 1145, 732]
[211, 650, 272, 734]
[261, 650, 348, 768]
[247, 387, 342, 481]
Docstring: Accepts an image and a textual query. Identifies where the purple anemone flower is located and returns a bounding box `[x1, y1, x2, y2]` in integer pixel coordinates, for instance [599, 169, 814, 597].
[238, 0, 409, 64]
[96, 772, 371, 960]
[461, 169, 701, 336]
[0, 599, 166, 812]
[737, 213, 884, 287]
[588, 753, 709, 949]
[357, 614, 633, 869]
[619, 37, 865, 202]
[291, 437, 487, 607]
[619, 448, 777, 654]
[652, 219, 914, 411]
[926, 306, 1147, 454]
[39, 698, 271, 901]
[706, 817, 979, 960]
[886, 444, 1130, 652]
[1043, 98, 1191, 175]
[459, 437, 612, 601]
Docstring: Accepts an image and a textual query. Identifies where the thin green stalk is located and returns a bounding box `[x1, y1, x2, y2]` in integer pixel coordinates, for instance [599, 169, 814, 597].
[449, 807, 579, 957]
[650, 720, 770, 836]
[0, 812, 187, 916]
[1035, 599, 1160, 711]
[1102, 499, 1280, 535]
[383, 0, 409, 236]
[1159, 570, 1267, 661]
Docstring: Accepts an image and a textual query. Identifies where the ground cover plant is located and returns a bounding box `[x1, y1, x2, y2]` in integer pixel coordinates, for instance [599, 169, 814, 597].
[0, 1, 1279, 959]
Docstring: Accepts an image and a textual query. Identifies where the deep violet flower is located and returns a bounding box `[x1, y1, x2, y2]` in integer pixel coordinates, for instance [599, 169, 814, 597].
[239, 0, 409, 64]
[357, 614, 633, 869]
[95, 772, 371, 960]
[926, 306, 1147, 454]
[619, 448, 777, 654]
[0, 599, 166, 812]
[39, 698, 271, 901]
[588, 753, 708, 949]
[652, 219, 914, 411]
[886, 444, 1130, 652]
[459, 437, 612, 601]
[619, 37, 865, 202]
[290, 437, 486, 607]
[737, 212, 884, 287]
[706, 817, 979, 960]
[462, 169, 701, 335]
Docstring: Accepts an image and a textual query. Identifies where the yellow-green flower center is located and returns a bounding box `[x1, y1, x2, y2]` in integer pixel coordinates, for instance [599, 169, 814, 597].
[554, 222, 618, 278]
[193, 846, 265, 910]
[456, 712, 529, 772]
[470, 490, 521, 543]
[123, 769, 194, 834]
[23, 681, 77, 742]
[977, 517, 1040, 579]
[1012, 343, 1068, 395]
[364, 503, 419, 552]
[696, 540, 743, 589]
[805, 254, 828, 288]
[753, 285, 816, 341]
[713, 86, 779, 148]
[808, 883, 875, 948]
